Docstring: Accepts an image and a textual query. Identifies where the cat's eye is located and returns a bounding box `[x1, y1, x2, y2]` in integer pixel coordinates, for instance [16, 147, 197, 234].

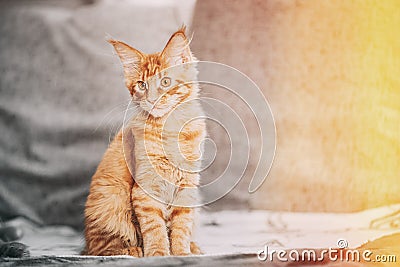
[137, 81, 147, 91]
[160, 77, 171, 88]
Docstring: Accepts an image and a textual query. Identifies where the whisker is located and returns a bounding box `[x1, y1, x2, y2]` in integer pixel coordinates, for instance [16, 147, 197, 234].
[93, 100, 131, 133]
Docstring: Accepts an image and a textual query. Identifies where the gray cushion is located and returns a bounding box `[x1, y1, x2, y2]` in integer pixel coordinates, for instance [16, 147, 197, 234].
[0, 0, 195, 229]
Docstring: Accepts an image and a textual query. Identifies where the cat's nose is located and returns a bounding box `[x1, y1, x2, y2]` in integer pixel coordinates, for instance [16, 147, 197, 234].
[146, 90, 159, 105]
[147, 99, 156, 105]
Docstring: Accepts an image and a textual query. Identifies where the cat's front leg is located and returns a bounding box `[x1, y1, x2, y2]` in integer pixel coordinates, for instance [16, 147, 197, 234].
[169, 206, 194, 256]
[131, 184, 169, 257]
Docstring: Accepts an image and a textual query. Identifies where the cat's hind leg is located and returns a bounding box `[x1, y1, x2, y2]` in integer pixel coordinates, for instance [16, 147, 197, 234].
[85, 182, 140, 256]
[84, 232, 143, 257]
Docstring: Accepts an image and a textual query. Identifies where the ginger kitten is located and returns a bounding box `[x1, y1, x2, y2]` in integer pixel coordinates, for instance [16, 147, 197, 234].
[84, 27, 205, 257]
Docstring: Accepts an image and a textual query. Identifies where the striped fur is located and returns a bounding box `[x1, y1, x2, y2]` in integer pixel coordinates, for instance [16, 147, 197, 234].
[84, 27, 205, 257]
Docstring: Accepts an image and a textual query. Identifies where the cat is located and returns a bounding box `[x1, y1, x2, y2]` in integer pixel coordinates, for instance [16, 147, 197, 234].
[84, 26, 205, 257]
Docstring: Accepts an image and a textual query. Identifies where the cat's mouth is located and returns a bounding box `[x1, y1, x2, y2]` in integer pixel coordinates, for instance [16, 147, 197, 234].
[140, 100, 171, 118]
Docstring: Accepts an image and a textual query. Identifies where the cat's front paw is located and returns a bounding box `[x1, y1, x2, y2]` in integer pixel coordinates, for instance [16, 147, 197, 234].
[171, 246, 191, 256]
[190, 241, 202, 255]
[145, 249, 170, 257]
[121, 246, 143, 257]
[172, 251, 191, 256]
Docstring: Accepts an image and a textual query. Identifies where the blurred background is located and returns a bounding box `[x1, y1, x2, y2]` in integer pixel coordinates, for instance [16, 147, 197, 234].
[0, 0, 399, 230]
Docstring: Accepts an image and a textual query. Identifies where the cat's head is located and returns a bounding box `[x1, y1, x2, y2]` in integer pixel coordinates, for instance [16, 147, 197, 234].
[109, 26, 198, 118]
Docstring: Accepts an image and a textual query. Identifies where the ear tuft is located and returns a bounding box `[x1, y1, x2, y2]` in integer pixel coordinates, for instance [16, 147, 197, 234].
[176, 24, 187, 36]
[108, 39, 143, 89]
[161, 26, 193, 66]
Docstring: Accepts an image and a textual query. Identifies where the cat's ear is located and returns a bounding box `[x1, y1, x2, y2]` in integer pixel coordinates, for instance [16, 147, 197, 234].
[108, 39, 143, 88]
[161, 26, 193, 66]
